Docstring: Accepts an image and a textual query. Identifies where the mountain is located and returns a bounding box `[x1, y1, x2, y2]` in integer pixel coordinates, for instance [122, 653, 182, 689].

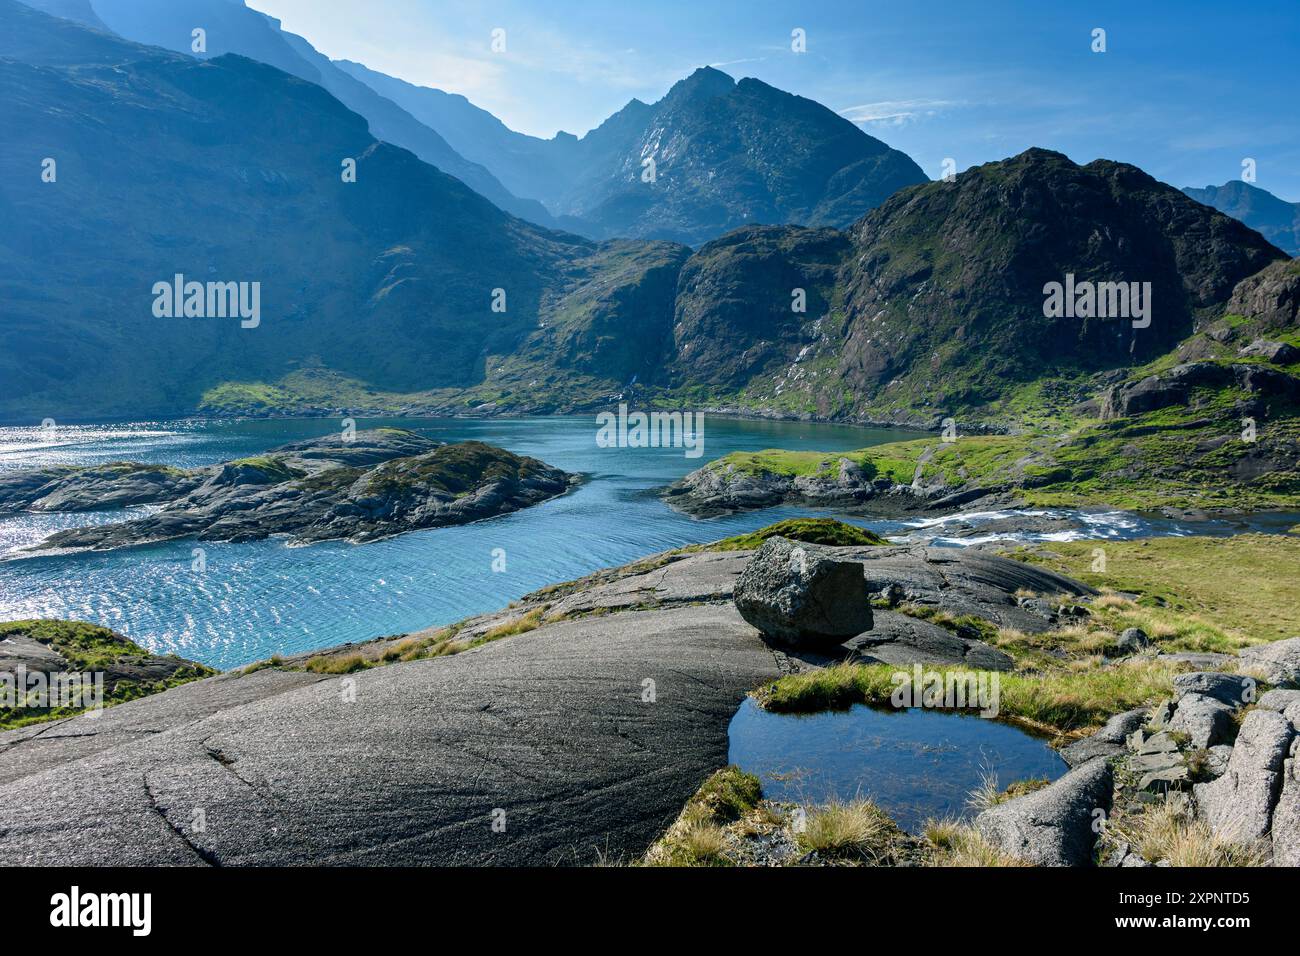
[1183, 180, 1300, 257]
[0, 0, 669, 420]
[15, 0, 104, 28]
[2, 2, 1287, 428]
[334, 59, 568, 216]
[75, 0, 556, 226]
[199, 150, 1287, 428]
[340, 63, 929, 245]
[554, 67, 928, 245]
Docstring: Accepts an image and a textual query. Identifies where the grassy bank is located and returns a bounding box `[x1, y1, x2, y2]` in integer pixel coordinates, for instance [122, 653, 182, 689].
[0, 620, 214, 731]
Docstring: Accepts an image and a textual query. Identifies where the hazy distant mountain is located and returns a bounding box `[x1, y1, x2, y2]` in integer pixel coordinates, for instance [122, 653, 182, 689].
[334, 59, 568, 214]
[340, 63, 929, 245]
[15, 0, 104, 28]
[0, 0, 661, 419]
[79, 0, 557, 226]
[1183, 180, 1300, 256]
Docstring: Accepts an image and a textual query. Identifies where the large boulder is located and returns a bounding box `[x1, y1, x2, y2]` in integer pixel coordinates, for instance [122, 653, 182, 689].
[1194, 709, 1294, 845]
[974, 757, 1113, 866]
[732, 537, 873, 646]
[1239, 637, 1300, 688]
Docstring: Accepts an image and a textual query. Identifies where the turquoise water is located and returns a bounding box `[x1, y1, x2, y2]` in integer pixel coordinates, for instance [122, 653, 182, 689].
[728, 698, 1069, 832]
[2, 417, 1290, 671]
[0, 417, 917, 669]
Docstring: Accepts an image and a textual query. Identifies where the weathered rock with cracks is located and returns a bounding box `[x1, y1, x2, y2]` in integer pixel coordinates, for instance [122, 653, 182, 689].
[1172, 672, 1256, 708]
[1193, 709, 1294, 845]
[1168, 692, 1237, 749]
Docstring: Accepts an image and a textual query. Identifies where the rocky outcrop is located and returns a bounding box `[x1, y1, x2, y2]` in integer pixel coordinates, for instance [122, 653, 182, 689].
[975, 757, 1113, 866]
[1060, 708, 1148, 767]
[1225, 259, 1300, 330]
[1098, 361, 1300, 420]
[27, 431, 575, 552]
[1166, 693, 1236, 749]
[1, 620, 212, 729]
[1238, 636, 1300, 687]
[848, 611, 1014, 671]
[1194, 709, 1294, 846]
[0, 463, 202, 515]
[732, 537, 872, 647]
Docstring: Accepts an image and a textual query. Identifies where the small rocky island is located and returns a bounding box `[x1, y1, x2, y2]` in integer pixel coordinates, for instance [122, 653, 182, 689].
[2, 429, 576, 551]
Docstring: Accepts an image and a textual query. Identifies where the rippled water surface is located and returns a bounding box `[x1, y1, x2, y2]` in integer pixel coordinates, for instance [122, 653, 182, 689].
[0, 418, 913, 668]
[2, 418, 1292, 670]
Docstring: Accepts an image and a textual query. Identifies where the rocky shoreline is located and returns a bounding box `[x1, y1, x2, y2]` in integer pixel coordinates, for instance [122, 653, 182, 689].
[2, 429, 576, 552]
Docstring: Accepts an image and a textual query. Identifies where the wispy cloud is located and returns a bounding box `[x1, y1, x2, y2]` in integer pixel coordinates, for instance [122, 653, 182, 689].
[838, 99, 959, 127]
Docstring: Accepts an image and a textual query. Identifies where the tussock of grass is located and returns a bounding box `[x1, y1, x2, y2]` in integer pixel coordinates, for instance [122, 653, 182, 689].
[1110, 802, 1270, 867]
[924, 819, 1030, 867]
[644, 767, 763, 867]
[703, 518, 887, 552]
[796, 800, 903, 863]
[305, 653, 369, 675]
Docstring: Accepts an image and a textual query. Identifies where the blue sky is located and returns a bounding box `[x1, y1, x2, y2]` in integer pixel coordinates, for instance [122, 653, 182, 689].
[247, 0, 1300, 200]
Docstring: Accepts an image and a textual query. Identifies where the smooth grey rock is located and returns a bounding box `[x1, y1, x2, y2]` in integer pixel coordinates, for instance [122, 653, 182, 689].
[1137, 732, 1181, 755]
[1239, 637, 1300, 687]
[974, 757, 1113, 866]
[1204, 745, 1234, 780]
[1060, 708, 1148, 767]
[1168, 693, 1237, 749]
[849, 610, 1013, 671]
[0, 603, 781, 866]
[1271, 760, 1300, 867]
[1194, 709, 1294, 845]
[733, 537, 873, 645]
[1258, 689, 1300, 713]
[1172, 672, 1256, 708]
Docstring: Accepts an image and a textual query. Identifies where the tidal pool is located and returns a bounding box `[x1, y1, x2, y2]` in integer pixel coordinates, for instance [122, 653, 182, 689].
[728, 698, 1069, 833]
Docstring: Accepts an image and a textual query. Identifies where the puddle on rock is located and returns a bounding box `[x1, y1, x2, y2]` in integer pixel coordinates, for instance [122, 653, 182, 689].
[728, 698, 1069, 833]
